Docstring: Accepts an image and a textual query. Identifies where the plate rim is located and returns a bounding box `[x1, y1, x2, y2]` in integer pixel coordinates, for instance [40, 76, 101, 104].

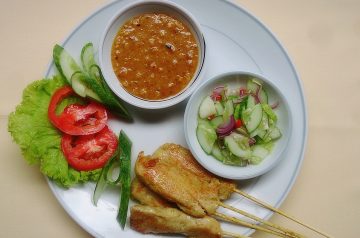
[44, 0, 308, 237]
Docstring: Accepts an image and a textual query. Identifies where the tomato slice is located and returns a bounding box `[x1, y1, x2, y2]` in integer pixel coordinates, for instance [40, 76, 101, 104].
[48, 86, 107, 135]
[61, 126, 118, 171]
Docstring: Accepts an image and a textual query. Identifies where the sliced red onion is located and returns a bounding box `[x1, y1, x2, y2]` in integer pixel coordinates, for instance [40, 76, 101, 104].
[217, 131, 233, 139]
[213, 85, 225, 94]
[255, 84, 261, 95]
[211, 86, 224, 101]
[239, 88, 248, 97]
[271, 101, 280, 109]
[254, 84, 263, 104]
[251, 93, 261, 104]
[216, 115, 235, 136]
[249, 137, 256, 146]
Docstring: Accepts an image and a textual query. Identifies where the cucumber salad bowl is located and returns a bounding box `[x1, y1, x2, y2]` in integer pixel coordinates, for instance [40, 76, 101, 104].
[184, 71, 292, 180]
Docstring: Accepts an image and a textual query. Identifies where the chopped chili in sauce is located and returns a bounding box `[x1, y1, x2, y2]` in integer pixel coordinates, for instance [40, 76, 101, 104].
[111, 13, 199, 100]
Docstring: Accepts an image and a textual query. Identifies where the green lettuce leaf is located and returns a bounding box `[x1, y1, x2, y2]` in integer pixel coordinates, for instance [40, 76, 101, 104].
[8, 75, 100, 187]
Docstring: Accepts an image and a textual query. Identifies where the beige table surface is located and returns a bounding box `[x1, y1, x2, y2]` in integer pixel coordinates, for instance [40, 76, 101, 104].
[1, 0, 359, 237]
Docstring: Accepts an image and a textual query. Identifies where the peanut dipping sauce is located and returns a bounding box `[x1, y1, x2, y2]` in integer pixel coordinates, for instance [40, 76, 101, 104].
[111, 13, 199, 100]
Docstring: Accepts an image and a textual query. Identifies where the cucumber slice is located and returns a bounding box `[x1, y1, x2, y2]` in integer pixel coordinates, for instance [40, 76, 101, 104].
[81, 42, 97, 73]
[222, 100, 234, 121]
[211, 143, 225, 162]
[196, 121, 217, 154]
[250, 128, 265, 138]
[252, 145, 269, 158]
[232, 133, 251, 150]
[258, 89, 268, 104]
[198, 119, 216, 133]
[70, 72, 87, 97]
[247, 79, 268, 103]
[250, 145, 269, 164]
[70, 72, 101, 101]
[210, 116, 224, 128]
[214, 102, 224, 115]
[247, 95, 256, 108]
[249, 111, 269, 137]
[197, 118, 208, 126]
[53, 43, 132, 120]
[53, 44, 102, 101]
[242, 104, 263, 133]
[199, 96, 216, 119]
[53, 44, 81, 84]
[247, 79, 259, 93]
[85, 87, 101, 102]
[268, 127, 282, 140]
[221, 149, 247, 166]
[261, 111, 269, 130]
[197, 118, 211, 127]
[80, 44, 126, 108]
[86, 65, 132, 120]
[257, 129, 267, 139]
[224, 134, 251, 158]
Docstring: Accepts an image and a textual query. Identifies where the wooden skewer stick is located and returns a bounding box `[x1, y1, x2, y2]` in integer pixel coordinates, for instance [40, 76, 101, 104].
[234, 189, 332, 238]
[214, 212, 291, 238]
[219, 202, 304, 238]
[222, 230, 252, 238]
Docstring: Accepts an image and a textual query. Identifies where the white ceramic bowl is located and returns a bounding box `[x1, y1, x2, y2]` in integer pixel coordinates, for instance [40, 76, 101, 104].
[184, 71, 292, 180]
[99, 0, 206, 109]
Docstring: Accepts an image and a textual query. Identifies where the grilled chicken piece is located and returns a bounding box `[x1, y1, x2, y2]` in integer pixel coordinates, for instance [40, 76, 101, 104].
[130, 205, 221, 238]
[153, 143, 236, 200]
[136, 151, 216, 217]
[135, 143, 236, 217]
[131, 179, 223, 237]
[131, 177, 172, 208]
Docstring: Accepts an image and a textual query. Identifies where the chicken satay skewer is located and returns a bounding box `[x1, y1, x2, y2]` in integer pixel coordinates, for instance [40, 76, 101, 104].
[132, 176, 295, 238]
[131, 205, 253, 238]
[150, 144, 327, 237]
[233, 189, 332, 238]
[136, 146, 304, 238]
[131, 178, 251, 238]
[132, 179, 295, 238]
[131, 205, 228, 238]
[174, 148, 328, 238]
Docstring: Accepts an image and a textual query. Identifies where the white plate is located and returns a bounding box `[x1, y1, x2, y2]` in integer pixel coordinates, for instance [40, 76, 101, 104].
[45, 0, 307, 237]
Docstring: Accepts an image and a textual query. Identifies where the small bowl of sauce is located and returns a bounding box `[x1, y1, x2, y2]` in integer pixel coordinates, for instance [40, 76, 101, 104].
[99, 0, 206, 109]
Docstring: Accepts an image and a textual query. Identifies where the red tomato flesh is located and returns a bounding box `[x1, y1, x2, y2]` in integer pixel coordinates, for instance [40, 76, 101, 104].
[235, 119, 243, 128]
[61, 126, 118, 171]
[214, 94, 222, 101]
[48, 86, 107, 135]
